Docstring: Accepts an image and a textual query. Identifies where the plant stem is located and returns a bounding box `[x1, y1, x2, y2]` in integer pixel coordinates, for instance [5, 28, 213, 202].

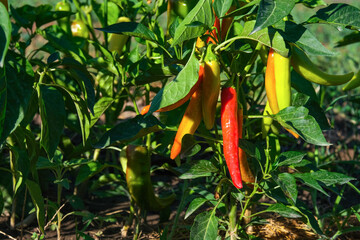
[228, 199, 237, 240]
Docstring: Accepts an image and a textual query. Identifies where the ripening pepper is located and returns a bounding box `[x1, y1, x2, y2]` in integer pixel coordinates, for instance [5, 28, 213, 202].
[71, 19, 89, 38]
[202, 47, 220, 129]
[291, 46, 354, 86]
[220, 5, 236, 41]
[108, 17, 131, 56]
[55, 0, 71, 33]
[141, 65, 204, 115]
[238, 108, 255, 184]
[221, 87, 243, 189]
[265, 48, 299, 139]
[170, 85, 203, 159]
[207, 16, 220, 44]
[126, 145, 175, 211]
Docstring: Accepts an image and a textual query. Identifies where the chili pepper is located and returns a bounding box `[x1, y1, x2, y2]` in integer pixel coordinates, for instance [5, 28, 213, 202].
[221, 87, 242, 189]
[220, 5, 236, 41]
[141, 65, 204, 115]
[0, 0, 8, 11]
[238, 108, 255, 184]
[167, 0, 197, 33]
[55, 0, 71, 33]
[262, 101, 274, 138]
[342, 71, 360, 91]
[202, 47, 220, 129]
[291, 46, 354, 86]
[71, 19, 89, 38]
[265, 48, 299, 138]
[108, 17, 131, 56]
[265, 48, 279, 114]
[170, 85, 202, 159]
[207, 16, 220, 44]
[126, 145, 175, 211]
[274, 50, 291, 111]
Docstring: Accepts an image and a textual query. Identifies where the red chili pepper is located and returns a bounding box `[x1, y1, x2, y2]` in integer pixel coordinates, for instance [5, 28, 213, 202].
[221, 87, 243, 189]
[207, 16, 220, 44]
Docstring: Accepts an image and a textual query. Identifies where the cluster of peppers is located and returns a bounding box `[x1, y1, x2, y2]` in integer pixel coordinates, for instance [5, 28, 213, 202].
[55, 0, 131, 55]
[141, 0, 254, 189]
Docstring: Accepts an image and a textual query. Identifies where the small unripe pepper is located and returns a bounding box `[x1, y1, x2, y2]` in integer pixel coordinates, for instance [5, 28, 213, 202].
[126, 145, 175, 211]
[221, 87, 242, 189]
[108, 17, 131, 56]
[170, 85, 203, 159]
[202, 47, 220, 129]
[71, 19, 89, 38]
[55, 0, 71, 33]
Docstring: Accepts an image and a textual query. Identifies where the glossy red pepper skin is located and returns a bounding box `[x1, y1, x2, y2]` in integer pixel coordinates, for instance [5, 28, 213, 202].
[207, 16, 220, 44]
[221, 87, 243, 189]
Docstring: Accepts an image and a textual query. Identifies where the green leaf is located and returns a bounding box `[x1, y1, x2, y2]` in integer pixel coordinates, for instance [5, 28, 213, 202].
[335, 32, 360, 47]
[172, 0, 214, 46]
[0, 191, 3, 214]
[264, 203, 302, 218]
[26, 179, 45, 233]
[38, 84, 66, 159]
[276, 151, 306, 167]
[185, 197, 208, 219]
[296, 0, 326, 8]
[61, 58, 95, 115]
[190, 211, 218, 240]
[295, 202, 324, 235]
[293, 172, 329, 196]
[307, 4, 360, 31]
[275, 106, 330, 146]
[238, 20, 288, 56]
[0, 54, 34, 145]
[148, 52, 199, 115]
[179, 160, 218, 179]
[97, 22, 157, 42]
[275, 173, 298, 203]
[0, 68, 5, 145]
[90, 97, 114, 127]
[291, 70, 318, 102]
[292, 92, 330, 130]
[49, 84, 91, 145]
[251, 0, 296, 34]
[213, 0, 232, 18]
[0, 4, 11, 68]
[75, 161, 106, 185]
[275, 21, 335, 56]
[311, 170, 355, 186]
[39, 25, 86, 63]
[95, 115, 164, 149]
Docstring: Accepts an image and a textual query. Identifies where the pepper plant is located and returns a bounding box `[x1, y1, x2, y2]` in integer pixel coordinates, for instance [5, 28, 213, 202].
[0, 0, 360, 239]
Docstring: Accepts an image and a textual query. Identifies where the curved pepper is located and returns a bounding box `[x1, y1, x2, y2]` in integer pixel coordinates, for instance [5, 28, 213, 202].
[291, 46, 354, 86]
[221, 87, 242, 189]
[170, 86, 202, 159]
[207, 16, 220, 44]
[55, 1, 71, 33]
[108, 17, 131, 56]
[238, 108, 255, 184]
[126, 145, 175, 211]
[141, 65, 204, 115]
[202, 47, 220, 129]
[342, 71, 360, 91]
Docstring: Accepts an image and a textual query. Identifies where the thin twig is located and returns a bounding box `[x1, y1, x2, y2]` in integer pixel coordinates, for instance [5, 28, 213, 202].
[0, 230, 16, 240]
[44, 200, 68, 231]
